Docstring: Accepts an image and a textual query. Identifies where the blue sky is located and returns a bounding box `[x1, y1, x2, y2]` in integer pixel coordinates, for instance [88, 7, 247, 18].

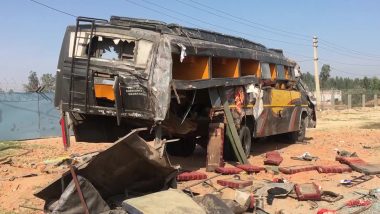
[0, 0, 379, 91]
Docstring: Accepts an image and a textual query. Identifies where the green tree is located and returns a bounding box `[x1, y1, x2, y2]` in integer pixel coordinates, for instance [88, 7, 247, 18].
[23, 71, 39, 92]
[319, 64, 331, 89]
[40, 73, 56, 92]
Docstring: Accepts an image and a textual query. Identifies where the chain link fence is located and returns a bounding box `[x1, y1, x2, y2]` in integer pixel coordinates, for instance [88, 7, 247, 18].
[0, 92, 61, 141]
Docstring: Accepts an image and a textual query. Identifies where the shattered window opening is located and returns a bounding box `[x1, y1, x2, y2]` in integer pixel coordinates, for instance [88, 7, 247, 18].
[276, 65, 286, 80]
[261, 63, 271, 80]
[85, 36, 135, 61]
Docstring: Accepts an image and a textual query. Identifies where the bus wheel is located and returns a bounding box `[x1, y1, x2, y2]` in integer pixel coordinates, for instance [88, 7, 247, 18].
[166, 137, 196, 157]
[288, 116, 307, 143]
[239, 126, 252, 158]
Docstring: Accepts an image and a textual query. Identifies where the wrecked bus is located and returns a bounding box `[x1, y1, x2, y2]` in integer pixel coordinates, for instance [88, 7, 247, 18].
[55, 16, 316, 159]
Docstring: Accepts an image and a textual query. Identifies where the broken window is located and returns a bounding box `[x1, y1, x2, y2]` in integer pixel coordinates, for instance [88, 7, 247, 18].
[85, 36, 135, 61]
[260, 63, 271, 80]
[276, 65, 286, 80]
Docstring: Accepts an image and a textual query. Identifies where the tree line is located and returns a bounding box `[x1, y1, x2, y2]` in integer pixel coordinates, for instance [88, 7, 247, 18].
[301, 64, 380, 92]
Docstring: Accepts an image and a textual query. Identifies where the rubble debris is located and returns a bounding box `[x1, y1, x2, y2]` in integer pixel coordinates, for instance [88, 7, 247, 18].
[177, 171, 207, 181]
[217, 177, 253, 189]
[182, 174, 221, 197]
[294, 183, 321, 201]
[35, 130, 177, 208]
[321, 191, 344, 202]
[45, 175, 110, 214]
[369, 188, 380, 200]
[336, 150, 357, 157]
[206, 123, 225, 172]
[290, 152, 318, 161]
[316, 165, 352, 173]
[341, 175, 374, 188]
[122, 189, 206, 214]
[336, 156, 380, 175]
[255, 183, 294, 198]
[2, 173, 38, 181]
[266, 187, 288, 205]
[234, 190, 254, 209]
[279, 165, 317, 174]
[316, 208, 336, 214]
[235, 164, 265, 173]
[215, 166, 243, 175]
[346, 198, 372, 207]
[193, 194, 234, 214]
[264, 151, 283, 166]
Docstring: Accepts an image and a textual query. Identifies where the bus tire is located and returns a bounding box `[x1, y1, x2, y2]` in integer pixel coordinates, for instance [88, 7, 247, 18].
[288, 116, 307, 143]
[239, 126, 252, 158]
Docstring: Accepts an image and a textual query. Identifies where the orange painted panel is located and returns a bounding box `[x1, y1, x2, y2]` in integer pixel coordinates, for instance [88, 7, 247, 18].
[94, 84, 115, 101]
[269, 63, 276, 80]
[212, 58, 240, 78]
[172, 54, 210, 80]
[241, 59, 260, 77]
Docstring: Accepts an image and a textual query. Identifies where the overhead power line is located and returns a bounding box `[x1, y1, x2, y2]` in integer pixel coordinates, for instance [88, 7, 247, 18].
[28, 0, 77, 18]
[319, 39, 380, 59]
[123, 0, 203, 28]
[319, 46, 380, 61]
[132, 0, 308, 46]
[319, 61, 377, 77]
[319, 58, 380, 67]
[174, 0, 310, 42]
[176, 0, 380, 61]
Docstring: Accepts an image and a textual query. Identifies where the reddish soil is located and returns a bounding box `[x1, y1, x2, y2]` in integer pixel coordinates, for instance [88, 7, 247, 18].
[1, 108, 380, 213]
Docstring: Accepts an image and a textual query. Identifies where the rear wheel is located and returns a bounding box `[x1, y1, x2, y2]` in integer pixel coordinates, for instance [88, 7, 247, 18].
[239, 126, 252, 158]
[288, 116, 307, 143]
[224, 126, 252, 160]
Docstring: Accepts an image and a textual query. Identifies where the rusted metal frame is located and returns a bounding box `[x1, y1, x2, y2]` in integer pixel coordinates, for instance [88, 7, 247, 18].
[69, 163, 90, 214]
[69, 19, 80, 109]
[84, 20, 95, 113]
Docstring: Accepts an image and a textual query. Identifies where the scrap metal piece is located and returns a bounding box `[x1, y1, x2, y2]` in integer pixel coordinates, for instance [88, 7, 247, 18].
[321, 191, 343, 203]
[342, 175, 374, 188]
[35, 129, 177, 206]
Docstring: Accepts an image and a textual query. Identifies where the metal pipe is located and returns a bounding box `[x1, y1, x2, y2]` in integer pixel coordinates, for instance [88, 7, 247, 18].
[69, 164, 90, 214]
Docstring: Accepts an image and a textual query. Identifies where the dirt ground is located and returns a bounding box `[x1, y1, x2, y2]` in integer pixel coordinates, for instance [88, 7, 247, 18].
[1, 108, 380, 214]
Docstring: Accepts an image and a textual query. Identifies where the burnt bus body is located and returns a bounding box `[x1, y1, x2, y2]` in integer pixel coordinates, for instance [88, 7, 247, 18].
[55, 16, 316, 156]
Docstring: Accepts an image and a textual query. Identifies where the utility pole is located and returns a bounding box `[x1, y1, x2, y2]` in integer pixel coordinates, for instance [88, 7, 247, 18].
[313, 36, 321, 110]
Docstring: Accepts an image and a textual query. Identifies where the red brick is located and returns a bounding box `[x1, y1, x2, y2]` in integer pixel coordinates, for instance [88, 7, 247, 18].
[236, 164, 264, 173]
[215, 167, 243, 174]
[177, 171, 207, 181]
[279, 165, 317, 174]
[217, 179, 253, 189]
[294, 183, 321, 201]
[317, 165, 352, 173]
[264, 151, 283, 166]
